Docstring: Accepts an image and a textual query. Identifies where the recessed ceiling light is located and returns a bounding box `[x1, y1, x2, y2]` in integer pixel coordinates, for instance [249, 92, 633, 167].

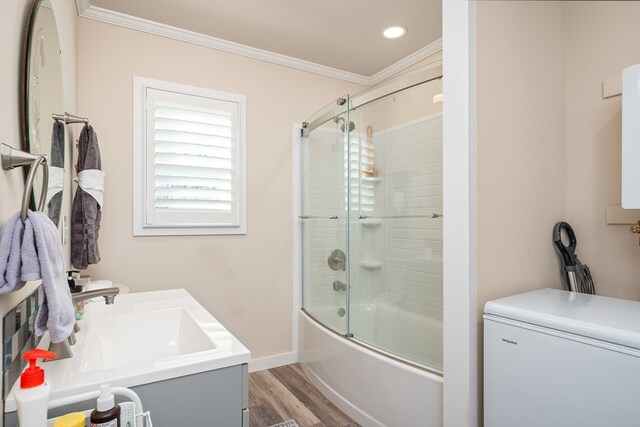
[382, 26, 407, 39]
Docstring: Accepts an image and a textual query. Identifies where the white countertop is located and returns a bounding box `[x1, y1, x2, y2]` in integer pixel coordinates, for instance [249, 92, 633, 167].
[5, 289, 250, 413]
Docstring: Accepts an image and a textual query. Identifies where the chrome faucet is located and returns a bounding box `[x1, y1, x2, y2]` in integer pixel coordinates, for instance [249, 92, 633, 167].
[47, 287, 120, 361]
[72, 287, 119, 306]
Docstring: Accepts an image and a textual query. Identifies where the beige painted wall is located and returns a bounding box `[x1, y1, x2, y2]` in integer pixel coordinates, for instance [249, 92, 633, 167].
[0, 0, 77, 421]
[77, 19, 365, 359]
[477, 0, 640, 349]
[0, 0, 31, 223]
[565, 1, 640, 301]
[477, 1, 569, 423]
[477, 0, 568, 316]
[477, 1, 640, 424]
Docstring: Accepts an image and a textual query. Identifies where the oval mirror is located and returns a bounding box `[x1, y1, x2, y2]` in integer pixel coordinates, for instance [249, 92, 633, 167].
[21, 0, 65, 226]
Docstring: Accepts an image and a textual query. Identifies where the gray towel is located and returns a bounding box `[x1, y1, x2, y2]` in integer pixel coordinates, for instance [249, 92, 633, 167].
[0, 212, 27, 294]
[71, 124, 102, 270]
[47, 121, 65, 226]
[21, 211, 74, 343]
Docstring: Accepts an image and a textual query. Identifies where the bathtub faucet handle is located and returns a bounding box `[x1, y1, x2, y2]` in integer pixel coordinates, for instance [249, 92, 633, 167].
[327, 249, 346, 271]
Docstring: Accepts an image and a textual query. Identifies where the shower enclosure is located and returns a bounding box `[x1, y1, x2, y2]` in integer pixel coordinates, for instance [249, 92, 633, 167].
[300, 63, 443, 385]
[298, 64, 444, 425]
[299, 64, 445, 425]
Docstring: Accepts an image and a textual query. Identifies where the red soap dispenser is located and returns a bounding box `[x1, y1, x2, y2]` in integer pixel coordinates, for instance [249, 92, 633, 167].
[15, 349, 57, 427]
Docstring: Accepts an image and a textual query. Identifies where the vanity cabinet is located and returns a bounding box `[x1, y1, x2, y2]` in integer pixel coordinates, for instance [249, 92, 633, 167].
[4, 363, 249, 426]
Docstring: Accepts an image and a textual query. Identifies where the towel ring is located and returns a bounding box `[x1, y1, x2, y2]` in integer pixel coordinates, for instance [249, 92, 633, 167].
[21, 155, 48, 223]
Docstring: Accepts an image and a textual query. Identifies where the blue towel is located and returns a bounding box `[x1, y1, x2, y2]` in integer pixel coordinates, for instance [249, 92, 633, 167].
[0, 212, 27, 294]
[20, 211, 74, 343]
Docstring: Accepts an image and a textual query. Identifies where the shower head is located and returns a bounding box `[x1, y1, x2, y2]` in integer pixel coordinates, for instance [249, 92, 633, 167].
[334, 116, 356, 133]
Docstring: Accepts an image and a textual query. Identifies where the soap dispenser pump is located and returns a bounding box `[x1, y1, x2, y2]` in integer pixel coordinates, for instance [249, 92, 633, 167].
[90, 385, 121, 426]
[15, 349, 57, 427]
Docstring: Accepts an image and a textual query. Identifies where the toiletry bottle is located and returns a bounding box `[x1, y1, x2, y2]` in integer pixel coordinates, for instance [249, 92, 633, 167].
[90, 385, 121, 426]
[53, 412, 86, 427]
[15, 349, 57, 427]
[67, 271, 85, 320]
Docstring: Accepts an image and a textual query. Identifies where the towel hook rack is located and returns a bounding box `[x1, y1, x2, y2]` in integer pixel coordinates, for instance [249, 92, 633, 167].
[52, 112, 89, 125]
[1, 143, 49, 222]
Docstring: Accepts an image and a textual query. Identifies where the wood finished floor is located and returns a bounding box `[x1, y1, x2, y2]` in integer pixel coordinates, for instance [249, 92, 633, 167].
[248, 364, 360, 427]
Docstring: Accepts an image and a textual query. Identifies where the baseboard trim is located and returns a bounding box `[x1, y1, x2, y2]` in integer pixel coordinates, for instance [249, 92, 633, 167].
[248, 351, 298, 373]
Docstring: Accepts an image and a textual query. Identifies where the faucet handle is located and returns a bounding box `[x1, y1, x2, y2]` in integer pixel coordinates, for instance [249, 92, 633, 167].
[46, 339, 73, 361]
[67, 331, 77, 346]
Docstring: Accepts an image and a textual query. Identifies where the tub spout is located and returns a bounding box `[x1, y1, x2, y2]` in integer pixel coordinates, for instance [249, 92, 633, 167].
[333, 280, 347, 291]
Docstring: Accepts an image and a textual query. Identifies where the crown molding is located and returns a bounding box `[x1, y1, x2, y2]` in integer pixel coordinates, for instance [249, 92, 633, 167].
[368, 38, 443, 86]
[79, 5, 442, 86]
[75, 0, 91, 15]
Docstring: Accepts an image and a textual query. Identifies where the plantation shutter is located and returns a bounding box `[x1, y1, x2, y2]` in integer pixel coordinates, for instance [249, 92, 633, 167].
[346, 129, 375, 212]
[144, 87, 241, 228]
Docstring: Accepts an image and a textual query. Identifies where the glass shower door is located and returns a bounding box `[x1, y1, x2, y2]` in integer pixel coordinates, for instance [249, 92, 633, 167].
[301, 97, 350, 335]
[347, 78, 444, 371]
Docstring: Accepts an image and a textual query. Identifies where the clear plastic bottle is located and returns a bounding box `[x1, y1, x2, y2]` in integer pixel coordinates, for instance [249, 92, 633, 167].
[15, 349, 57, 427]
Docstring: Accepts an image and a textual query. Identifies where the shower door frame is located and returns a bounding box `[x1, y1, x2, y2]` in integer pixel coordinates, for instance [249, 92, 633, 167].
[302, 63, 443, 135]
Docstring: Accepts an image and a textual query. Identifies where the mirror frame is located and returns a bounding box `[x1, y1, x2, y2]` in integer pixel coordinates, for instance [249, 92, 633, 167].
[19, 0, 66, 222]
[20, 0, 43, 158]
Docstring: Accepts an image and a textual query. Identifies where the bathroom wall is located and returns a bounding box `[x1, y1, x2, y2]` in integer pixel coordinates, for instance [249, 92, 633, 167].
[0, 0, 77, 420]
[0, 0, 31, 222]
[476, 1, 640, 424]
[76, 18, 364, 360]
[564, 1, 640, 301]
[477, 0, 568, 315]
[477, 0, 640, 334]
[366, 80, 443, 321]
[476, 1, 568, 423]
[383, 113, 443, 320]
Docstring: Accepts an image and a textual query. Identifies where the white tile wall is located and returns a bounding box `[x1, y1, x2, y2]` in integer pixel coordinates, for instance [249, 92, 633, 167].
[380, 114, 443, 321]
[301, 127, 348, 331]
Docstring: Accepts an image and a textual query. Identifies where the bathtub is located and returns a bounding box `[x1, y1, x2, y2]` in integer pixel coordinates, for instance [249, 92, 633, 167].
[299, 304, 443, 427]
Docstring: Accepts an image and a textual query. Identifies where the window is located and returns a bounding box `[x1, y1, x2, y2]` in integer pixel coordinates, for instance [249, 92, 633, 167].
[346, 124, 375, 213]
[133, 77, 246, 235]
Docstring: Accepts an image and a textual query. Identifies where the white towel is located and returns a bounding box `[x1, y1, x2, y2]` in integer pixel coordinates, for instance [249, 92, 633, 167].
[74, 169, 105, 209]
[45, 166, 64, 206]
[20, 211, 74, 343]
[0, 212, 27, 294]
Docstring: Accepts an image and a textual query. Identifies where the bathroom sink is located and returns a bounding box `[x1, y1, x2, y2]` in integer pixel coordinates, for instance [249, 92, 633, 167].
[4, 289, 250, 412]
[78, 307, 217, 373]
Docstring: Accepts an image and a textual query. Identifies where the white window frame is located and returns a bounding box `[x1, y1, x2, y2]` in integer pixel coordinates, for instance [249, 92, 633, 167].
[133, 76, 247, 236]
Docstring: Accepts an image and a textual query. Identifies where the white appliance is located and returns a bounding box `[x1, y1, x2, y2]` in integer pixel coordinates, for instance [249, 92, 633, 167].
[622, 63, 640, 208]
[484, 288, 640, 427]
